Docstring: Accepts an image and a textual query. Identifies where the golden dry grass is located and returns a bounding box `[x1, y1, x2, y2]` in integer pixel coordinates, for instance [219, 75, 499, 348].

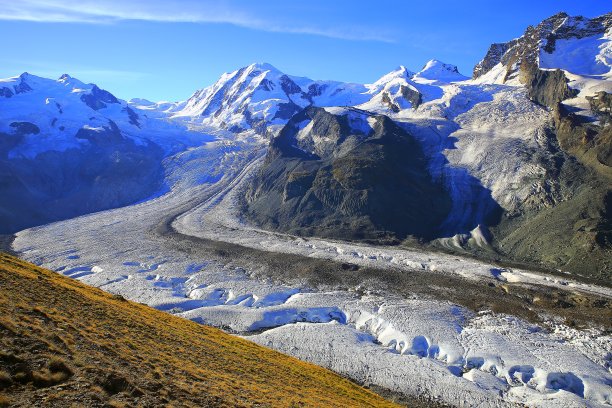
[0, 252, 399, 407]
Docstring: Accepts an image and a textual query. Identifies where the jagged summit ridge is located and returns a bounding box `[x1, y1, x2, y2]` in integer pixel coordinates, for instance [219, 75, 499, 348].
[154, 59, 466, 134]
[473, 11, 612, 80]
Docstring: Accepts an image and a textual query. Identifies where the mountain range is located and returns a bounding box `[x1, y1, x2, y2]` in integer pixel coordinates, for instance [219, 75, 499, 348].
[3, 12, 612, 408]
[1, 11, 611, 282]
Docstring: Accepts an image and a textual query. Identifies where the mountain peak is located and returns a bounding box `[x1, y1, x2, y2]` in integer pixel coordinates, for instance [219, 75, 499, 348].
[396, 65, 411, 75]
[421, 59, 457, 72]
[547, 11, 569, 20]
[372, 65, 415, 87]
[246, 62, 281, 73]
[473, 11, 612, 80]
[414, 60, 467, 82]
[57, 73, 88, 89]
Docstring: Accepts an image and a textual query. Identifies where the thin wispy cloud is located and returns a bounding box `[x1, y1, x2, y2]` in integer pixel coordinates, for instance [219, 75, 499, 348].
[63, 69, 152, 81]
[2, 58, 152, 82]
[0, 0, 395, 42]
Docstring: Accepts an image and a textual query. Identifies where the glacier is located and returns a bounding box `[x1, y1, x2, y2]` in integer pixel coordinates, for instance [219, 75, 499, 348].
[5, 11, 612, 407]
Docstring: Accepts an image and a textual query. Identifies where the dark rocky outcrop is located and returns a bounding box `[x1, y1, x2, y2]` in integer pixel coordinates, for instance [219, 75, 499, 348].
[244, 107, 452, 242]
[380, 86, 422, 113]
[13, 74, 33, 95]
[0, 87, 13, 98]
[554, 104, 612, 168]
[473, 43, 510, 79]
[125, 106, 141, 128]
[401, 85, 422, 108]
[80, 85, 120, 110]
[306, 83, 328, 99]
[587, 91, 612, 126]
[280, 75, 303, 95]
[75, 120, 125, 145]
[272, 102, 302, 121]
[0, 123, 41, 159]
[9, 122, 40, 136]
[519, 64, 578, 107]
[381, 92, 400, 113]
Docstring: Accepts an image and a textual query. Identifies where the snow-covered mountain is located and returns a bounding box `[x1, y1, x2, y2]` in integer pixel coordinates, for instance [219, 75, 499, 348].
[4, 11, 612, 408]
[139, 59, 468, 136]
[474, 12, 612, 82]
[140, 62, 369, 135]
[0, 72, 207, 232]
[473, 11, 612, 116]
[0, 72, 138, 158]
[1, 11, 611, 280]
[239, 14, 612, 280]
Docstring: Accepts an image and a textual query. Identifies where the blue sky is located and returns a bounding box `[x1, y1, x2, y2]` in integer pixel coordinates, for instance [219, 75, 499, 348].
[1, 1, 609, 101]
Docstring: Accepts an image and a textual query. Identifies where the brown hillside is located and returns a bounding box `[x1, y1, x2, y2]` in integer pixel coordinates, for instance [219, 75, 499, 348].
[0, 253, 398, 408]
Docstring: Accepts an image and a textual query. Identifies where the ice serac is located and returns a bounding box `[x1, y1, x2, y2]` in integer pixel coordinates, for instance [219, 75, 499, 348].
[244, 106, 452, 242]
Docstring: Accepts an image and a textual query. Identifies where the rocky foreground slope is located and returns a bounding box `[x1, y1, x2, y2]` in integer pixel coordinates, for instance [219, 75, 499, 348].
[0, 253, 399, 408]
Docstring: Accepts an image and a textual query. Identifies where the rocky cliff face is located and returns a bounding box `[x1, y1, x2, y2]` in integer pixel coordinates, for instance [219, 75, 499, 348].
[474, 12, 612, 81]
[470, 12, 612, 281]
[244, 107, 452, 242]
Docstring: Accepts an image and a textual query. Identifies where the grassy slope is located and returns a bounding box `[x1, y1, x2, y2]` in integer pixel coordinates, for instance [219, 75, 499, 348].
[0, 253, 398, 408]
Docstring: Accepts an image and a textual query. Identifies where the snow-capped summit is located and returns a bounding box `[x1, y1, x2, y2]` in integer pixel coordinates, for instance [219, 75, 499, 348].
[474, 12, 612, 82]
[473, 11, 612, 120]
[56, 73, 89, 89]
[129, 97, 155, 107]
[171, 62, 312, 135]
[138, 60, 471, 133]
[413, 59, 468, 83]
[358, 66, 424, 113]
[370, 65, 415, 87]
[0, 71, 204, 161]
[247, 62, 280, 72]
[0, 72, 135, 148]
